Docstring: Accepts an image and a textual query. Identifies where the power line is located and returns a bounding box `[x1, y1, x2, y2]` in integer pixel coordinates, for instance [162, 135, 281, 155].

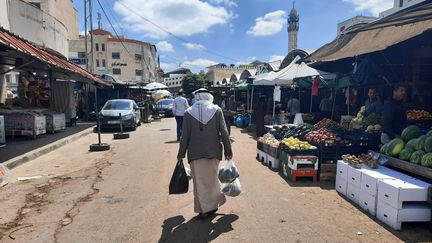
[95, 0, 133, 58]
[114, 1, 239, 63]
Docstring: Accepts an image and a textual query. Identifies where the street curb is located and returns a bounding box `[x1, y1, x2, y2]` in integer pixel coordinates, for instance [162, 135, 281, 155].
[3, 126, 95, 170]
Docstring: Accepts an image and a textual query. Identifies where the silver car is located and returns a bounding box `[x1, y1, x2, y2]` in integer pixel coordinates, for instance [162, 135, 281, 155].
[99, 99, 141, 130]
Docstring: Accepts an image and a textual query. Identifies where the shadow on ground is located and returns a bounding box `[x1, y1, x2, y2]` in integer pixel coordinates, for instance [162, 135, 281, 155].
[158, 214, 239, 243]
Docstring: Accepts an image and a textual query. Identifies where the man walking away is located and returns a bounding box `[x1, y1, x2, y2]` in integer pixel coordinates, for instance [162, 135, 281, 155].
[173, 91, 189, 141]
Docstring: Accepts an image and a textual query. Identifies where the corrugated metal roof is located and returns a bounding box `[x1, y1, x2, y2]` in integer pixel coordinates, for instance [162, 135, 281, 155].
[0, 27, 110, 86]
[306, 2, 432, 63]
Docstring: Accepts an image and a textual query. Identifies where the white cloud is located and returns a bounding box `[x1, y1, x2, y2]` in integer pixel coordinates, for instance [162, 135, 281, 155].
[114, 0, 232, 38]
[247, 10, 286, 36]
[343, 0, 393, 16]
[269, 55, 285, 62]
[183, 42, 206, 51]
[156, 41, 174, 52]
[208, 0, 237, 7]
[182, 58, 218, 68]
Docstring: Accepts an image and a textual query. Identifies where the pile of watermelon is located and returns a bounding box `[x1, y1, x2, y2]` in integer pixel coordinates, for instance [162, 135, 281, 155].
[380, 125, 432, 168]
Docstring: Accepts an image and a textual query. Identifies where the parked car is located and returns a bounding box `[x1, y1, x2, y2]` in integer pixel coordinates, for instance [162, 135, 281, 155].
[154, 99, 174, 117]
[99, 99, 141, 130]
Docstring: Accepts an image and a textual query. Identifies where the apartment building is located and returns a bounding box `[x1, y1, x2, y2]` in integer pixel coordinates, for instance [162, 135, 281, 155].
[69, 29, 160, 83]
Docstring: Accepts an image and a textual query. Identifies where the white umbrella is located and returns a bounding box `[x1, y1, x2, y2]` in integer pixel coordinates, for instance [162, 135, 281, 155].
[144, 82, 168, 91]
[152, 90, 172, 100]
[274, 62, 336, 86]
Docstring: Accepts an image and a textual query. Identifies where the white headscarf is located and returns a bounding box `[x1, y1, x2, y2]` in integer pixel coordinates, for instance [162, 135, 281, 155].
[188, 90, 219, 125]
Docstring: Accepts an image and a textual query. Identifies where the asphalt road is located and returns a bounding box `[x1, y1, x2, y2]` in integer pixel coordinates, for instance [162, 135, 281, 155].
[0, 118, 431, 243]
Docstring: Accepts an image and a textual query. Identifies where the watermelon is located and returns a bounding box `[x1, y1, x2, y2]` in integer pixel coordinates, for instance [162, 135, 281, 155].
[420, 153, 432, 167]
[410, 150, 426, 164]
[416, 135, 427, 151]
[380, 143, 388, 154]
[385, 138, 405, 157]
[401, 125, 421, 142]
[406, 138, 418, 150]
[424, 136, 432, 153]
[399, 148, 415, 161]
[427, 130, 432, 137]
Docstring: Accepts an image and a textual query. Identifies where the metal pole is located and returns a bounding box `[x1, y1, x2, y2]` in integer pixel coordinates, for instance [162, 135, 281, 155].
[95, 86, 101, 144]
[331, 88, 336, 120]
[119, 113, 123, 133]
[309, 90, 313, 113]
[89, 0, 95, 73]
[84, 0, 88, 71]
[249, 86, 254, 125]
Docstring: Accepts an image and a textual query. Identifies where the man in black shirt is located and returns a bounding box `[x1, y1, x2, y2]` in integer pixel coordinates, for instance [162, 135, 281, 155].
[381, 85, 407, 144]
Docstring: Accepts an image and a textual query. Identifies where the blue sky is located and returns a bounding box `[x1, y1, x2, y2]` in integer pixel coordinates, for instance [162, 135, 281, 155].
[74, 0, 394, 72]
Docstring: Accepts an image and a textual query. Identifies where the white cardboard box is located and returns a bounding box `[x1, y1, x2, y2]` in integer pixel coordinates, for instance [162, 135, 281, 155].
[360, 170, 394, 197]
[347, 165, 363, 188]
[377, 178, 431, 209]
[347, 183, 361, 205]
[335, 174, 348, 196]
[359, 190, 377, 216]
[257, 149, 266, 163]
[376, 200, 431, 230]
[336, 160, 349, 181]
[267, 155, 280, 170]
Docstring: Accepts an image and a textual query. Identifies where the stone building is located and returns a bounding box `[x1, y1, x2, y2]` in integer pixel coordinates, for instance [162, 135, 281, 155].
[69, 29, 160, 83]
[205, 63, 258, 86]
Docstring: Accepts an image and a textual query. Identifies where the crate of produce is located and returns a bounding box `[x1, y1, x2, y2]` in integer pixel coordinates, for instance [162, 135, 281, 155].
[319, 163, 337, 181]
[287, 155, 319, 170]
[257, 140, 264, 150]
[45, 113, 66, 133]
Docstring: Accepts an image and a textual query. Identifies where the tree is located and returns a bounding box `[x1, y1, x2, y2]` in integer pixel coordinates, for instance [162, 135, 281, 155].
[181, 73, 207, 95]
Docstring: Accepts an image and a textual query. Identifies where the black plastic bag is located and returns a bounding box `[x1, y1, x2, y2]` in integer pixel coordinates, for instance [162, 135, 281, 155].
[169, 160, 189, 194]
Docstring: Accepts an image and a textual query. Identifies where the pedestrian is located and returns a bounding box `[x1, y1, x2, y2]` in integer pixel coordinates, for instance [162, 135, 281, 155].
[177, 88, 233, 219]
[255, 97, 266, 137]
[286, 92, 301, 123]
[364, 88, 383, 116]
[221, 94, 236, 135]
[172, 91, 189, 141]
[381, 85, 407, 144]
[319, 93, 333, 119]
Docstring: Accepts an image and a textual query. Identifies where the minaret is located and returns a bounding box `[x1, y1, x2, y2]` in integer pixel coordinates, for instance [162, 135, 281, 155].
[288, 1, 299, 53]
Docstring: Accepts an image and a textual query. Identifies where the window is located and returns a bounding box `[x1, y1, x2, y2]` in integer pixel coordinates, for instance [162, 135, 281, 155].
[96, 59, 100, 67]
[135, 54, 143, 61]
[102, 59, 106, 67]
[5, 74, 11, 83]
[95, 43, 99, 52]
[112, 68, 121, 75]
[112, 52, 120, 59]
[78, 52, 86, 58]
[399, 0, 403, 7]
[101, 43, 105, 51]
[135, 69, 143, 76]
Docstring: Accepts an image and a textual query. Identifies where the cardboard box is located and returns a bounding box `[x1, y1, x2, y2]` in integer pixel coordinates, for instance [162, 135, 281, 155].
[359, 190, 377, 216]
[347, 165, 363, 187]
[376, 200, 431, 230]
[267, 155, 280, 170]
[347, 183, 361, 205]
[360, 170, 394, 197]
[336, 160, 349, 181]
[335, 174, 348, 196]
[377, 178, 431, 209]
[257, 149, 267, 163]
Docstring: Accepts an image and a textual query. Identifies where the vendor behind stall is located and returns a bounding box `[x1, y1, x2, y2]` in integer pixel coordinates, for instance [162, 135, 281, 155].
[365, 88, 383, 116]
[381, 85, 407, 144]
[319, 93, 333, 119]
[286, 92, 300, 123]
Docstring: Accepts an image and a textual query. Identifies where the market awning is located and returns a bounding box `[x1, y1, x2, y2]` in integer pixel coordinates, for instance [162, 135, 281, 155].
[0, 27, 110, 86]
[305, 2, 432, 63]
[234, 83, 252, 91]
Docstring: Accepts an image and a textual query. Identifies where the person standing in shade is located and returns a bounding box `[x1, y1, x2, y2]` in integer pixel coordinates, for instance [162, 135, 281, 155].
[222, 94, 236, 135]
[364, 88, 383, 116]
[172, 91, 189, 141]
[381, 85, 407, 144]
[319, 93, 333, 119]
[286, 92, 301, 123]
[177, 88, 232, 219]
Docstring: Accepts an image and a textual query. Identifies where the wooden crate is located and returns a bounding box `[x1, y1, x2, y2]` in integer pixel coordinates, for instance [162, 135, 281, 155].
[319, 163, 336, 181]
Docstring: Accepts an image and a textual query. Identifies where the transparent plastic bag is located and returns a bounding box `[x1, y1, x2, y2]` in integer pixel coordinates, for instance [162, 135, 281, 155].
[218, 160, 239, 183]
[185, 166, 192, 180]
[221, 178, 242, 197]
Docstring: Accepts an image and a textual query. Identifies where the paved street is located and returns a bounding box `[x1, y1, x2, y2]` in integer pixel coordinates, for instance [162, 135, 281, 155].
[0, 118, 431, 243]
